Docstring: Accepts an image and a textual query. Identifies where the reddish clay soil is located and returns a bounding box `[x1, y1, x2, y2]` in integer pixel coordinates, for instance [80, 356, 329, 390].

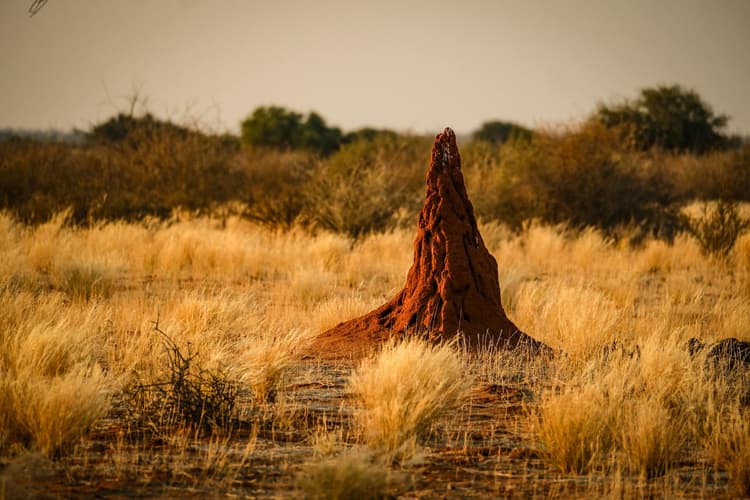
[313, 128, 547, 359]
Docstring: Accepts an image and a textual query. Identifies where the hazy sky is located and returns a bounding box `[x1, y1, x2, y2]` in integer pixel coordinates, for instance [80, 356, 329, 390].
[2, 0, 749, 136]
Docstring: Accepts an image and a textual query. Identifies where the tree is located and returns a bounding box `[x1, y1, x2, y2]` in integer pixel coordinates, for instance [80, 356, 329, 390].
[299, 112, 342, 156]
[88, 113, 191, 145]
[596, 85, 729, 154]
[241, 106, 303, 151]
[240, 106, 343, 156]
[343, 127, 399, 145]
[473, 120, 532, 145]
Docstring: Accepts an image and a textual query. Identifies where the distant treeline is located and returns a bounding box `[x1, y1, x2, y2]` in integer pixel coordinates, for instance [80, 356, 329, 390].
[1, 85, 748, 240]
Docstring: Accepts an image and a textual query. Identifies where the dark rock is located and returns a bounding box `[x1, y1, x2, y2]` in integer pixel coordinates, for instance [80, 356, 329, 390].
[687, 336, 750, 370]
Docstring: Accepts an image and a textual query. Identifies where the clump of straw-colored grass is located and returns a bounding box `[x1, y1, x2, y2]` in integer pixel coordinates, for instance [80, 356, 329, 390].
[706, 405, 750, 496]
[0, 308, 113, 457]
[348, 338, 472, 461]
[297, 450, 390, 500]
[239, 328, 309, 403]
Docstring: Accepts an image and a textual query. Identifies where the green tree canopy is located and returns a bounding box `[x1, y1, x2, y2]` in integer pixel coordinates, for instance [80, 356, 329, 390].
[473, 120, 533, 145]
[596, 85, 729, 154]
[343, 127, 399, 144]
[240, 106, 343, 156]
[88, 113, 192, 145]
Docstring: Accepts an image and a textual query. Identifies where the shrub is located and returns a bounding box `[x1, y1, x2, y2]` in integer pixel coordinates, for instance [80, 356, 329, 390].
[596, 84, 730, 154]
[300, 135, 426, 237]
[233, 148, 315, 229]
[348, 339, 471, 462]
[465, 122, 677, 234]
[472, 120, 533, 145]
[241, 106, 343, 156]
[661, 144, 750, 202]
[685, 200, 749, 257]
[0, 118, 240, 225]
[126, 325, 238, 433]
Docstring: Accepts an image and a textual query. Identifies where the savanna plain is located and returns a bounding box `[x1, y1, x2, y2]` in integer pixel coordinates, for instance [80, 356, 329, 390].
[2, 88, 750, 497]
[2, 208, 750, 498]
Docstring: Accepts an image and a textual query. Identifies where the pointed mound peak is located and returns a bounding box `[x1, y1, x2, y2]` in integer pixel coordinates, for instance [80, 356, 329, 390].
[313, 127, 548, 359]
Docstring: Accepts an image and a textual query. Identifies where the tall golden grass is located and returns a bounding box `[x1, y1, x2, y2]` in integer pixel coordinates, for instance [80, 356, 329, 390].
[1, 209, 748, 493]
[348, 339, 472, 462]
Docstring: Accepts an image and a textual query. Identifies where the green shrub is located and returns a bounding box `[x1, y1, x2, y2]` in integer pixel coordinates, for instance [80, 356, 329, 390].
[472, 120, 533, 145]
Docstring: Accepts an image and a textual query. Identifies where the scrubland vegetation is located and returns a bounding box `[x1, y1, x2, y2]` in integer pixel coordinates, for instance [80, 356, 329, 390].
[0, 209, 748, 496]
[1, 85, 749, 496]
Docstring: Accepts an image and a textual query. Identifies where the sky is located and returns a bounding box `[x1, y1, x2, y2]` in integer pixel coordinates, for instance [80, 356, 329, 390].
[1, 0, 749, 136]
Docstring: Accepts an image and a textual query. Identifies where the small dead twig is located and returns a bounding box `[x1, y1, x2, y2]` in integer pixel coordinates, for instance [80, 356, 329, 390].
[29, 0, 48, 17]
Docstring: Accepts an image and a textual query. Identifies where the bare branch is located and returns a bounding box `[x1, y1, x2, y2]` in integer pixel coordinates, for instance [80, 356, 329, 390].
[29, 0, 48, 17]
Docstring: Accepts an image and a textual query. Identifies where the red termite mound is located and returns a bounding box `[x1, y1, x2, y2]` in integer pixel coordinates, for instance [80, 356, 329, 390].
[314, 127, 547, 358]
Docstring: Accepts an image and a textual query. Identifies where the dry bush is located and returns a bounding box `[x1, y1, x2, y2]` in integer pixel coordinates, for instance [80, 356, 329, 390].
[126, 325, 239, 433]
[662, 144, 750, 202]
[348, 339, 472, 462]
[297, 450, 390, 500]
[466, 122, 677, 234]
[0, 125, 240, 225]
[300, 135, 426, 238]
[685, 200, 749, 257]
[233, 147, 316, 229]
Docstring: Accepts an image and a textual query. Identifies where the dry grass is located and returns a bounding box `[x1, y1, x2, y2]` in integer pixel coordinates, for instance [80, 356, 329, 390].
[0, 292, 114, 457]
[707, 406, 750, 496]
[348, 339, 472, 462]
[296, 450, 390, 500]
[238, 327, 309, 403]
[533, 384, 615, 474]
[0, 209, 748, 496]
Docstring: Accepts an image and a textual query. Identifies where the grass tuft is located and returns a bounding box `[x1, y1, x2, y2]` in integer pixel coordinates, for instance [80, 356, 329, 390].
[707, 406, 750, 496]
[534, 385, 614, 474]
[348, 339, 472, 462]
[297, 450, 390, 500]
[239, 328, 308, 403]
[53, 260, 116, 301]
